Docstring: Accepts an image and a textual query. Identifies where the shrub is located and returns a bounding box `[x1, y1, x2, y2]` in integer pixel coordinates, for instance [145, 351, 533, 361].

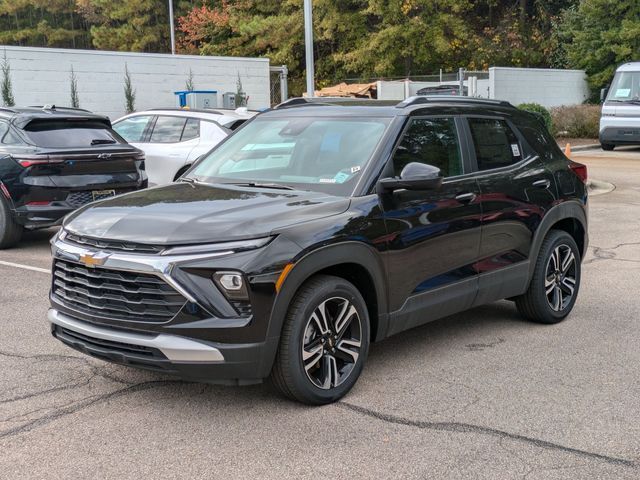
[1, 51, 15, 107]
[123, 64, 136, 114]
[517, 103, 552, 132]
[550, 105, 601, 139]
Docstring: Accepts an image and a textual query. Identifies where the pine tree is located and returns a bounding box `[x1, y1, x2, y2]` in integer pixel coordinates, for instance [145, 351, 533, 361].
[185, 68, 195, 91]
[1, 52, 15, 107]
[123, 64, 136, 113]
[70, 66, 80, 108]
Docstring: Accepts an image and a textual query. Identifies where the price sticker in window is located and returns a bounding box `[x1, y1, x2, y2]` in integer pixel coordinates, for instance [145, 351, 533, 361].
[511, 144, 521, 157]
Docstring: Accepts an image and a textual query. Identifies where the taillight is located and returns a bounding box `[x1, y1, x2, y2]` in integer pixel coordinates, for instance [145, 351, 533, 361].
[11, 155, 63, 168]
[569, 160, 588, 183]
[26, 201, 51, 206]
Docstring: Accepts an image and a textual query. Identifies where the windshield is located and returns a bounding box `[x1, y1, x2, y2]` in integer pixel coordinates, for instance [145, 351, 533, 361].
[187, 116, 391, 196]
[606, 71, 640, 102]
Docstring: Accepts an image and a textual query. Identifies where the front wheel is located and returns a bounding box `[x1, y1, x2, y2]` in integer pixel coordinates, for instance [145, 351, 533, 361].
[515, 230, 581, 324]
[271, 275, 370, 405]
[601, 143, 615, 151]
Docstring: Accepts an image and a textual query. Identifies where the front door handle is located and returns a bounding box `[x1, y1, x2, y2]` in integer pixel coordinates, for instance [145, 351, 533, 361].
[455, 192, 476, 203]
[532, 179, 551, 189]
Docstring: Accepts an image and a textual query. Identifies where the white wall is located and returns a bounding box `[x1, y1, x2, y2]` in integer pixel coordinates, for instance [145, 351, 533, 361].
[489, 67, 589, 107]
[1, 46, 271, 119]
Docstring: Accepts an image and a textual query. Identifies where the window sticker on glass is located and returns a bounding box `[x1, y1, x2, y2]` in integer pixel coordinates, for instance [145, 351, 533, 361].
[615, 88, 631, 97]
[334, 172, 350, 184]
[319, 178, 337, 184]
[511, 144, 521, 157]
[350, 166, 361, 174]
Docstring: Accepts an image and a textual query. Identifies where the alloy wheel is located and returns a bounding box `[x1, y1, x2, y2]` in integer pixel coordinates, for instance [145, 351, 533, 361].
[301, 296, 362, 389]
[545, 244, 577, 312]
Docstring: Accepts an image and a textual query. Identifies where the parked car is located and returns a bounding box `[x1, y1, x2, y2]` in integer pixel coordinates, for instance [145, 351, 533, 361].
[112, 108, 256, 185]
[48, 96, 588, 404]
[599, 62, 640, 150]
[0, 106, 147, 248]
[416, 84, 468, 96]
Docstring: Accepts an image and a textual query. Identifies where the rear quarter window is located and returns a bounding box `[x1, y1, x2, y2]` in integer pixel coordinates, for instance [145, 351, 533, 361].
[22, 119, 125, 148]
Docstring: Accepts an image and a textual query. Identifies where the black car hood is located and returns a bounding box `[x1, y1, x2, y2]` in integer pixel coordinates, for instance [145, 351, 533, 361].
[64, 183, 350, 245]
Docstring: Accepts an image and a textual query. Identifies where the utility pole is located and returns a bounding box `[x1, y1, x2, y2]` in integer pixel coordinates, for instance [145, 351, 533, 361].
[303, 0, 315, 97]
[168, 0, 176, 55]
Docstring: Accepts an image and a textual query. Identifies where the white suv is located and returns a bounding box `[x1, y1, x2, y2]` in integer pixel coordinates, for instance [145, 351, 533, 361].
[113, 108, 256, 185]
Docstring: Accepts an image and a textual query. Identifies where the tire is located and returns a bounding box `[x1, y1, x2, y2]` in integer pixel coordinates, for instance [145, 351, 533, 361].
[601, 143, 615, 151]
[0, 196, 22, 249]
[173, 165, 191, 182]
[515, 230, 581, 324]
[271, 274, 370, 405]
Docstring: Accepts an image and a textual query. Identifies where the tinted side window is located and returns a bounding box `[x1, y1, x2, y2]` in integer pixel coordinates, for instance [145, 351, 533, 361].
[392, 117, 462, 177]
[468, 118, 522, 170]
[150, 116, 187, 143]
[113, 115, 153, 143]
[181, 118, 200, 141]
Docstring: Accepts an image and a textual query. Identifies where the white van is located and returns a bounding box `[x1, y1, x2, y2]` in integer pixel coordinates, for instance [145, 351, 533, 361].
[600, 62, 640, 151]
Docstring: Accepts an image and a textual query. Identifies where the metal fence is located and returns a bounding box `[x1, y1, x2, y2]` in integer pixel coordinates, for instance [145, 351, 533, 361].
[270, 65, 289, 105]
[344, 70, 490, 84]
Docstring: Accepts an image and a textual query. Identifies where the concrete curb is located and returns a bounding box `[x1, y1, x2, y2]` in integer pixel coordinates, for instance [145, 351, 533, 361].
[555, 143, 601, 152]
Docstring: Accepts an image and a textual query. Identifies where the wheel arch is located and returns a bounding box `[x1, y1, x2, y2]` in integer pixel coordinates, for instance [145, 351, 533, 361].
[173, 164, 192, 181]
[265, 242, 389, 356]
[527, 200, 588, 283]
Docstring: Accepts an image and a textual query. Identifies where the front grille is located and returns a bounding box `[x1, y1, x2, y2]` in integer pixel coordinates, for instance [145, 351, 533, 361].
[65, 233, 163, 254]
[66, 191, 116, 208]
[52, 259, 186, 323]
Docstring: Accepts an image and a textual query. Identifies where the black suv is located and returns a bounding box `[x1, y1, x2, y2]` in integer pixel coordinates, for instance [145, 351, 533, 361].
[48, 97, 588, 404]
[0, 106, 147, 248]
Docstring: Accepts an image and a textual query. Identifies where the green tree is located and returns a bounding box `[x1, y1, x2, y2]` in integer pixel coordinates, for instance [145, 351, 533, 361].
[1, 52, 15, 107]
[123, 64, 135, 113]
[185, 68, 195, 91]
[70, 65, 80, 108]
[561, 0, 640, 95]
[76, 0, 172, 52]
[0, 0, 90, 48]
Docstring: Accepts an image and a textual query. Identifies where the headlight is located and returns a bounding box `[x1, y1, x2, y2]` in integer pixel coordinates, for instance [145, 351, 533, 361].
[161, 236, 273, 256]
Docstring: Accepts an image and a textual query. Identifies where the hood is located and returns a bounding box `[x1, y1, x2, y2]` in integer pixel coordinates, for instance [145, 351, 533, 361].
[63, 182, 350, 245]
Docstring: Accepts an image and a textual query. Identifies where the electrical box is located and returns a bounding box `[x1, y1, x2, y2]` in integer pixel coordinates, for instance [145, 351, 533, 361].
[174, 90, 218, 109]
[222, 92, 236, 109]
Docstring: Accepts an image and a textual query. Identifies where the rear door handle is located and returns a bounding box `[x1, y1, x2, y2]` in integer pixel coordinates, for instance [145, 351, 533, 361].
[455, 192, 476, 203]
[532, 179, 550, 189]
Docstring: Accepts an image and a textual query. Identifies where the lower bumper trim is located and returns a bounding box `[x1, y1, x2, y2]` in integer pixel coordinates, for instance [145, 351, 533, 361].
[47, 309, 225, 363]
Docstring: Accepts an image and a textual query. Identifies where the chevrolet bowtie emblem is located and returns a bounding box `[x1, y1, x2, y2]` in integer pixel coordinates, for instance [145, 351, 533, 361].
[78, 252, 109, 268]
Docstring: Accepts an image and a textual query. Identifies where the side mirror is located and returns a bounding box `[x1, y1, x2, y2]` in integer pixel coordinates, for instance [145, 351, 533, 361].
[377, 162, 443, 193]
[600, 87, 609, 103]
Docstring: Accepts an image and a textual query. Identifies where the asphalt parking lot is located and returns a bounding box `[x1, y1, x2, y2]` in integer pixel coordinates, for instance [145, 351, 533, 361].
[1, 147, 639, 479]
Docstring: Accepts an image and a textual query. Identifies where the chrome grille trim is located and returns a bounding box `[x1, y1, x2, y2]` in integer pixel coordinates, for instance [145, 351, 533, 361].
[52, 259, 187, 323]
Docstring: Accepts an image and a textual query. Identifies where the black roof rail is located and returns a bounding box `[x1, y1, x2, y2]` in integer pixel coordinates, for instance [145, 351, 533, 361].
[28, 105, 93, 113]
[275, 96, 394, 109]
[397, 95, 513, 108]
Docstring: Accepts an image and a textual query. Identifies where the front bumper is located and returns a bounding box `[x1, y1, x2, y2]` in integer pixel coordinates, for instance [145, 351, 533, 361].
[49, 309, 270, 385]
[599, 126, 640, 145]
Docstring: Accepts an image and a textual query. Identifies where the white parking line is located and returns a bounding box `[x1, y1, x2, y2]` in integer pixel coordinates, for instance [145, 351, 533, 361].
[0, 260, 50, 274]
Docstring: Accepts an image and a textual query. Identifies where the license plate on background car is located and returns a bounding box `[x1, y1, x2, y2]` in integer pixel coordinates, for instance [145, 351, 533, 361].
[92, 189, 116, 201]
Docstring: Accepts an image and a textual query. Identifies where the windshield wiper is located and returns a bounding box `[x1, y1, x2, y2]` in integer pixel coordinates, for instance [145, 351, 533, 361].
[91, 139, 117, 145]
[226, 182, 296, 191]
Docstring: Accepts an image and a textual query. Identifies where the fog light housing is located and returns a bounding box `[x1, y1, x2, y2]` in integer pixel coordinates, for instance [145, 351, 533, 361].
[213, 271, 249, 300]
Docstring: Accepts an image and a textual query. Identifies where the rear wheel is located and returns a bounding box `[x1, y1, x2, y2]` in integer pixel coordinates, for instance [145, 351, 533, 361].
[601, 143, 615, 151]
[515, 230, 580, 324]
[271, 275, 370, 405]
[0, 196, 22, 249]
